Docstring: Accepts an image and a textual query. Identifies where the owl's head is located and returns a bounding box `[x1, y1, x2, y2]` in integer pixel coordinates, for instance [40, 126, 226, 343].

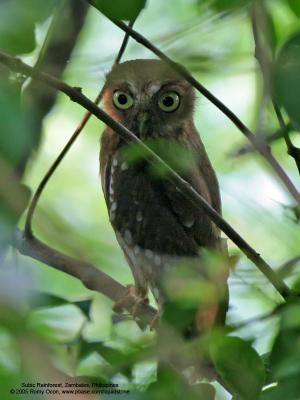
[103, 59, 195, 139]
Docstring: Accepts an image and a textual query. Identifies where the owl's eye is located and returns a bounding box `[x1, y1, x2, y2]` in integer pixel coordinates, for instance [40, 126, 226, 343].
[158, 91, 180, 112]
[113, 91, 134, 110]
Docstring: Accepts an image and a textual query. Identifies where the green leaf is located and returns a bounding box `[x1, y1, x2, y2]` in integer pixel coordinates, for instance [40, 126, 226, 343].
[162, 301, 197, 335]
[80, 341, 128, 366]
[79, 340, 107, 359]
[74, 300, 93, 320]
[270, 318, 300, 380]
[273, 32, 300, 129]
[262, 3, 278, 54]
[259, 378, 300, 400]
[288, 0, 300, 17]
[0, 0, 58, 54]
[28, 292, 68, 309]
[140, 366, 210, 400]
[210, 0, 250, 13]
[0, 80, 29, 165]
[271, 329, 300, 380]
[280, 301, 300, 330]
[0, 78, 31, 254]
[27, 305, 86, 342]
[210, 335, 265, 400]
[79, 341, 135, 379]
[93, 0, 147, 21]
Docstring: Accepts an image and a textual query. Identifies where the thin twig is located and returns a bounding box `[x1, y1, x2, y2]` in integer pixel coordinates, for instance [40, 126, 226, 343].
[0, 50, 292, 300]
[232, 123, 294, 157]
[232, 304, 284, 331]
[24, 19, 135, 238]
[84, 4, 300, 205]
[251, 1, 300, 175]
[273, 102, 300, 175]
[277, 255, 300, 279]
[115, 18, 136, 64]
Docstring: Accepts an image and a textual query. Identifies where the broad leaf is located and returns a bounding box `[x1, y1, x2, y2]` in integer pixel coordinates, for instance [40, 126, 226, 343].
[288, 0, 300, 18]
[210, 334, 265, 400]
[28, 292, 68, 309]
[273, 32, 300, 129]
[270, 329, 300, 380]
[0, 79, 31, 255]
[74, 300, 93, 320]
[0, 0, 58, 54]
[206, 0, 250, 13]
[269, 302, 300, 380]
[93, 0, 147, 21]
[259, 377, 300, 400]
[139, 367, 214, 400]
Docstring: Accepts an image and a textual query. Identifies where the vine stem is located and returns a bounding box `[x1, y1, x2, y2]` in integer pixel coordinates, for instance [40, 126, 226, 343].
[24, 19, 136, 238]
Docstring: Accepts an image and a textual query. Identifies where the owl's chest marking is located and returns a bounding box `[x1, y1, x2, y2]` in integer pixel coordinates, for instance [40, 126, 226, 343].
[107, 153, 165, 294]
[108, 157, 118, 221]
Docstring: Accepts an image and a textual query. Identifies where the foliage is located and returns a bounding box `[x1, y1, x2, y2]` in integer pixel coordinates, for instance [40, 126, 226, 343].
[93, 0, 146, 21]
[0, 0, 58, 54]
[210, 333, 265, 399]
[0, 0, 300, 400]
[274, 32, 300, 129]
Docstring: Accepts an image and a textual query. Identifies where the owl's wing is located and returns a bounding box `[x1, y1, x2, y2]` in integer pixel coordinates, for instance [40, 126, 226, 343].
[183, 122, 221, 214]
[160, 124, 222, 249]
[162, 125, 228, 326]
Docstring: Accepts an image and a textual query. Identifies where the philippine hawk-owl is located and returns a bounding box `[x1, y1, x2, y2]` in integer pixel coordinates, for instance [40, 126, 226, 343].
[100, 59, 228, 334]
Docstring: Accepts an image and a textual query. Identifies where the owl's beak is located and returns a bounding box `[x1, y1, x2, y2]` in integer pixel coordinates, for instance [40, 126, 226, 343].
[138, 112, 150, 140]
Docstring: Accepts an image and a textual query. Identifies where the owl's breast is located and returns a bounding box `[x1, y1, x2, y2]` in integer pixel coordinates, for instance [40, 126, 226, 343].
[101, 138, 223, 304]
[107, 152, 201, 257]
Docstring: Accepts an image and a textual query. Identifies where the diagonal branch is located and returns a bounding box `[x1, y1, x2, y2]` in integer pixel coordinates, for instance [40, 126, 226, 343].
[85, 5, 300, 205]
[0, 50, 292, 300]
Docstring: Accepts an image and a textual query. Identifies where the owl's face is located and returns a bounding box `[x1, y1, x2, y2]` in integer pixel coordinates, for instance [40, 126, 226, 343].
[103, 59, 195, 139]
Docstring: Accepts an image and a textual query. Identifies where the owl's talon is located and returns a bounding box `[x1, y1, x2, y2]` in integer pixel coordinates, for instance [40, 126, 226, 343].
[113, 284, 148, 317]
[149, 312, 160, 331]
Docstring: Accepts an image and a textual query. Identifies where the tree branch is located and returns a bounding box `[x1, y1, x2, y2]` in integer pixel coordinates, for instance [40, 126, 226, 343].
[85, 4, 300, 206]
[0, 50, 292, 300]
[13, 229, 157, 325]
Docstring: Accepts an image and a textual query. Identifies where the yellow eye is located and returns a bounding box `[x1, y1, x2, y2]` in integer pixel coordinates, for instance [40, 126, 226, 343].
[113, 91, 134, 110]
[158, 91, 180, 112]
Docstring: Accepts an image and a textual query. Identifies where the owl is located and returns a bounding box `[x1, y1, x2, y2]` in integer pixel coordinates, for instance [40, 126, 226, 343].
[100, 59, 228, 335]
